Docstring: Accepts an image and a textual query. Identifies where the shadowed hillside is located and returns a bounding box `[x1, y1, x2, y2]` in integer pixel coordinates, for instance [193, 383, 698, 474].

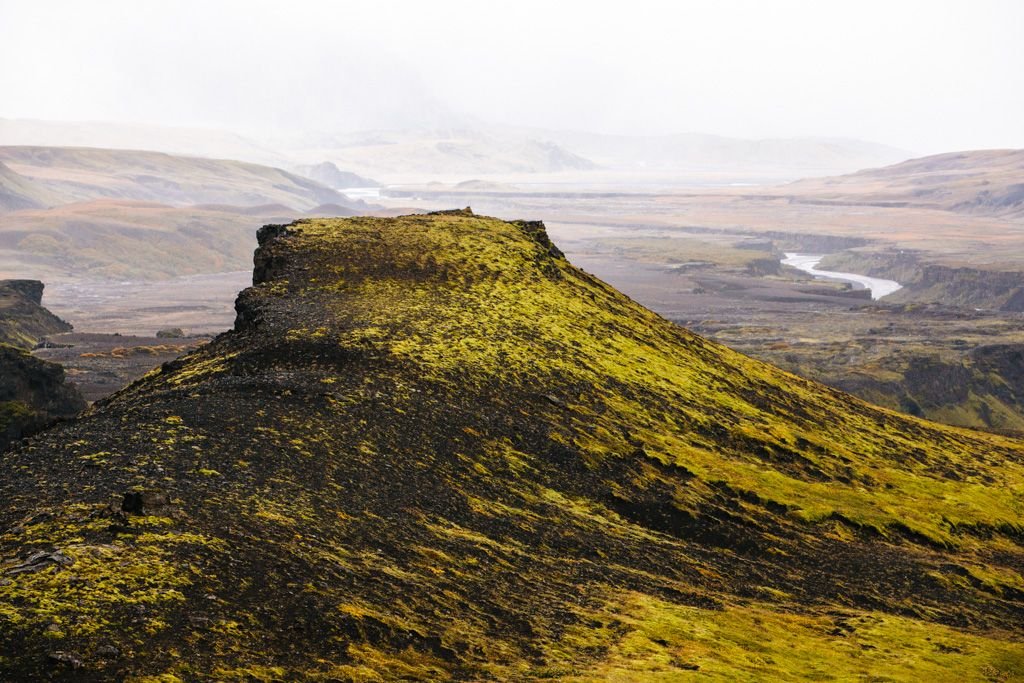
[0, 279, 70, 348]
[0, 212, 1022, 680]
[0, 279, 84, 451]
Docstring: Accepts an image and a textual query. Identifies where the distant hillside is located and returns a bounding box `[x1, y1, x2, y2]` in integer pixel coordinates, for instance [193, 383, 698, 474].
[0, 199, 300, 280]
[1, 212, 1021, 680]
[0, 160, 58, 211]
[0, 146, 359, 211]
[787, 149, 1024, 217]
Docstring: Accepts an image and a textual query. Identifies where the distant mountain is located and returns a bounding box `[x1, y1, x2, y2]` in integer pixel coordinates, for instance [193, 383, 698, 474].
[289, 127, 598, 179]
[0, 146, 358, 211]
[282, 126, 912, 182]
[0, 118, 914, 184]
[787, 149, 1024, 218]
[1, 212, 1021, 679]
[294, 161, 379, 189]
[518, 127, 912, 176]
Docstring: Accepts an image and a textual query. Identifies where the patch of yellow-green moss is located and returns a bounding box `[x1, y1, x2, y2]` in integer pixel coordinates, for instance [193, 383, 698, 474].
[557, 593, 1024, 682]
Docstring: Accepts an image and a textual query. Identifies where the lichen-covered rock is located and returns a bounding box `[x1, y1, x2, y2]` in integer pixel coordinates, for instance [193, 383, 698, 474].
[0, 214, 1022, 681]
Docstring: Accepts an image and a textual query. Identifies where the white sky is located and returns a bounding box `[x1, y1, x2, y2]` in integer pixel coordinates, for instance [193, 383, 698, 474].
[1, 0, 1021, 153]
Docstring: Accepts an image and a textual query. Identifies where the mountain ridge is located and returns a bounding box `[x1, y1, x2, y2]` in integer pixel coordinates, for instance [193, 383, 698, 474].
[0, 118, 914, 182]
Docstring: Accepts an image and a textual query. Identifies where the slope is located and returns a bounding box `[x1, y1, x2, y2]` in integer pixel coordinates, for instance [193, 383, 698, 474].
[0, 161, 60, 212]
[786, 149, 1024, 218]
[0, 212, 1022, 681]
[0, 146, 358, 211]
[0, 200, 300, 281]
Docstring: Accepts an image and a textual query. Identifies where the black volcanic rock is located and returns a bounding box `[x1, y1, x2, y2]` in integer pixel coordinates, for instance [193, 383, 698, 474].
[0, 214, 1022, 680]
[0, 279, 83, 450]
[0, 344, 85, 450]
[0, 279, 71, 349]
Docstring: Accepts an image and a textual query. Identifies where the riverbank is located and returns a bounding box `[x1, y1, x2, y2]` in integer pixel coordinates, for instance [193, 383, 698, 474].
[782, 253, 902, 300]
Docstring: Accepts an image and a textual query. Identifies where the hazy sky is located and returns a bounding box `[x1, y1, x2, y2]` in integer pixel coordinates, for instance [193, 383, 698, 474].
[1, 0, 1021, 153]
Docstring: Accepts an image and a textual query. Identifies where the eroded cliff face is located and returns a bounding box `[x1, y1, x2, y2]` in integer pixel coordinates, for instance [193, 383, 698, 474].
[0, 345, 85, 450]
[820, 250, 1024, 312]
[0, 279, 72, 349]
[0, 279, 83, 450]
[0, 213, 1022, 681]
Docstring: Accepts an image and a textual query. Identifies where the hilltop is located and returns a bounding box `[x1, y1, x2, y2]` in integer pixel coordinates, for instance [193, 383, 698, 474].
[0, 212, 1022, 680]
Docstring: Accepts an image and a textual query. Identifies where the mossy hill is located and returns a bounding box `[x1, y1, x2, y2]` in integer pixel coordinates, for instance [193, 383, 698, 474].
[1, 212, 1023, 681]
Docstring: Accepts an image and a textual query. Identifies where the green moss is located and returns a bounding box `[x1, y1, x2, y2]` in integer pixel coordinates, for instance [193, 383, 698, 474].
[0, 399, 36, 431]
[558, 593, 1024, 682]
[0, 540, 190, 639]
[270, 216, 1024, 547]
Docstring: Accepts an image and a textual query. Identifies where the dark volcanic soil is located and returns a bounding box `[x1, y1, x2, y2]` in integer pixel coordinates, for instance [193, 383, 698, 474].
[34, 333, 208, 403]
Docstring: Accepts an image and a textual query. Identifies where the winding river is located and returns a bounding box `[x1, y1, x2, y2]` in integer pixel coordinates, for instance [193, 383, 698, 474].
[782, 253, 902, 300]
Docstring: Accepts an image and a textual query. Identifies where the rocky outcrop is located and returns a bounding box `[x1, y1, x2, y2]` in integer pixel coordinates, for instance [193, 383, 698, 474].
[0, 344, 85, 450]
[0, 279, 72, 349]
[906, 264, 1024, 312]
[0, 279, 84, 449]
